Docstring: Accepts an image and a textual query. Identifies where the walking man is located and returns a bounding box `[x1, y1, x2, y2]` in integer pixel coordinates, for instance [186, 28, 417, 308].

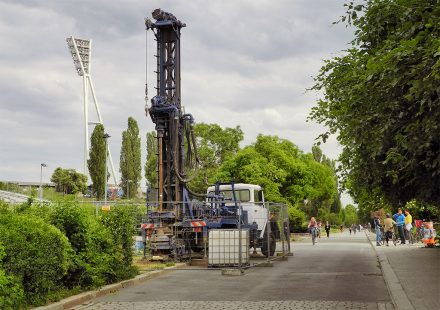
[374, 215, 382, 246]
[325, 221, 331, 238]
[393, 208, 406, 244]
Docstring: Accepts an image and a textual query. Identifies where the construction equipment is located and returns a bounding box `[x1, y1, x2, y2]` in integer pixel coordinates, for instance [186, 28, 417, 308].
[143, 9, 280, 261]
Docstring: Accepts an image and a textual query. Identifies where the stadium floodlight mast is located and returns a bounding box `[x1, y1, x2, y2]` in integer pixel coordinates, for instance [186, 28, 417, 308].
[66, 36, 117, 185]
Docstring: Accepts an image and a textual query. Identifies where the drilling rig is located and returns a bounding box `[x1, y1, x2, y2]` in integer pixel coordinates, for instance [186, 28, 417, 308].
[143, 9, 279, 261]
[144, 9, 205, 259]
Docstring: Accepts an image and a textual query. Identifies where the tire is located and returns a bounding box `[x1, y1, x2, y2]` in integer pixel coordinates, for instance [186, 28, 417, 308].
[261, 231, 276, 257]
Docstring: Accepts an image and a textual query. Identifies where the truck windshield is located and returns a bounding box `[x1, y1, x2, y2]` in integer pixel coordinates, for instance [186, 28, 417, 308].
[208, 189, 250, 202]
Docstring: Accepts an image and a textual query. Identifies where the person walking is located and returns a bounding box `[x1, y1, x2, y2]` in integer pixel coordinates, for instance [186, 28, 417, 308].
[404, 210, 413, 241]
[325, 221, 331, 238]
[374, 215, 382, 246]
[393, 208, 406, 244]
[383, 214, 396, 246]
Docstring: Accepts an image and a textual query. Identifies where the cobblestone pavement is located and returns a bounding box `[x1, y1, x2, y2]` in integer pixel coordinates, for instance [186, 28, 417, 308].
[76, 300, 394, 310]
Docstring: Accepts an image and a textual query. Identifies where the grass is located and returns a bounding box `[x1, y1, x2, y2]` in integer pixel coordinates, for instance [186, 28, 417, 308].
[133, 256, 175, 271]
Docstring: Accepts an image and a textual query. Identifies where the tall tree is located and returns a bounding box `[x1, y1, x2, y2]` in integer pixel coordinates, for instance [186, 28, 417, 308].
[311, 145, 323, 163]
[310, 0, 440, 211]
[144, 131, 157, 189]
[120, 117, 141, 199]
[88, 124, 107, 200]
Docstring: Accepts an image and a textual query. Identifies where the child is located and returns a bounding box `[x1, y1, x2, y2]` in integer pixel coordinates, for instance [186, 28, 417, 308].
[422, 221, 436, 248]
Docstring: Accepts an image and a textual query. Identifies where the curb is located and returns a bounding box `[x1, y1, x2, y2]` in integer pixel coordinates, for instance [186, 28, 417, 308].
[365, 231, 415, 310]
[33, 267, 178, 310]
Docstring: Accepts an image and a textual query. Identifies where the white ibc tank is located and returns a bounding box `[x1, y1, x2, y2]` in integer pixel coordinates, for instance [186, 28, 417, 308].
[208, 229, 250, 266]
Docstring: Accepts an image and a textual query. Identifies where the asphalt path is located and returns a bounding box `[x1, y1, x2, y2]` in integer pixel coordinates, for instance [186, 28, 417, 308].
[75, 231, 394, 309]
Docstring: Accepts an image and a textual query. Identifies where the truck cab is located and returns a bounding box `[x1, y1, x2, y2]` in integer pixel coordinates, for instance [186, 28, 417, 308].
[206, 183, 267, 237]
[206, 183, 277, 256]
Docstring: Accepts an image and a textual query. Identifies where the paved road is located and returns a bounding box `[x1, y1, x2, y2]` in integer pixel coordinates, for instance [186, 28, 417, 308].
[75, 231, 394, 309]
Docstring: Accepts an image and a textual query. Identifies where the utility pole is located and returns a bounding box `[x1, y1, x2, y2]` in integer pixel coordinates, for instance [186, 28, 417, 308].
[39, 163, 47, 200]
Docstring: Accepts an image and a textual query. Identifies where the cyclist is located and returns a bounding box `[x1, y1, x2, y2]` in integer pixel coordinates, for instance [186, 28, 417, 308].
[383, 214, 396, 246]
[308, 217, 318, 245]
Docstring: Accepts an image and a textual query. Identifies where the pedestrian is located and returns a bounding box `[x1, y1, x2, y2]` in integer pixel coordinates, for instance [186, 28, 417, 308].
[404, 210, 413, 241]
[422, 221, 435, 247]
[374, 215, 382, 246]
[351, 224, 357, 235]
[317, 221, 322, 238]
[392, 208, 406, 244]
[383, 214, 396, 246]
[325, 221, 331, 238]
[349, 226, 352, 235]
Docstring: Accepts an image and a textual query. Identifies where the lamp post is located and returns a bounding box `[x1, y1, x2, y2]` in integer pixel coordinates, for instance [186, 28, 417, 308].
[103, 133, 110, 205]
[39, 163, 47, 200]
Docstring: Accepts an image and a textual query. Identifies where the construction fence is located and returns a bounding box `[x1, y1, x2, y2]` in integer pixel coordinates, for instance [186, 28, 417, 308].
[138, 200, 291, 270]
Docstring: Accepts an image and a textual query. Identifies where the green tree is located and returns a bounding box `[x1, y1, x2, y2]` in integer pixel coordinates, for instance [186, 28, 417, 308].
[50, 168, 87, 194]
[310, 0, 440, 213]
[343, 204, 359, 226]
[216, 135, 338, 223]
[189, 123, 244, 193]
[88, 124, 107, 200]
[311, 145, 323, 163]
[120, 117, 141, 199]
[144, 131, 157, 190]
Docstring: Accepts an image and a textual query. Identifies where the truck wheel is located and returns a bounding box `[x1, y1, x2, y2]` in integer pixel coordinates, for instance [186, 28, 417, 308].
[261, 232, 276, 257]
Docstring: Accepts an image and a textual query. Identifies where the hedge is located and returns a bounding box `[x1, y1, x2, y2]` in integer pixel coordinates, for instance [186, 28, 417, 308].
[0, 214, 70, 306]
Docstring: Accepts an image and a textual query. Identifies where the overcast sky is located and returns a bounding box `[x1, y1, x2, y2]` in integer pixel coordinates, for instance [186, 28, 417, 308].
[0, 0, 354, 203]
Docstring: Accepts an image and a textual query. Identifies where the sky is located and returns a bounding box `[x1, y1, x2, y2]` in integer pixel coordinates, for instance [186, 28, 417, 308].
[0, 0, 355, 204]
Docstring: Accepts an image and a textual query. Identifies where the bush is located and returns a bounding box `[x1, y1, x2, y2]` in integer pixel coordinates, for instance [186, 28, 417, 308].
[0, 243, 25, 309]
[288, 206, 305, 232]
[100, 205, 138, 280]
[50, 201, 114, 288]
[0, 214, 70, 306]
[50, 201, 137, 288]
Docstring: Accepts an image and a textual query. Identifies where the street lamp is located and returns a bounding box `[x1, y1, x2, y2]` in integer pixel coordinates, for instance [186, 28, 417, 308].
[39, 163, 47, 200]
[103, 134, 110, 205]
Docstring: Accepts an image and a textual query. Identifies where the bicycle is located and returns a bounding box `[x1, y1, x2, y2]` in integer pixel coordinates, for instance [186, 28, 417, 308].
[405, 227, 415, 244]
[310, 227, 317, 245]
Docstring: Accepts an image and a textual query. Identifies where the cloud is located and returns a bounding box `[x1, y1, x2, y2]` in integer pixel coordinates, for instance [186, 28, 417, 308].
[0, 0, 353, 205]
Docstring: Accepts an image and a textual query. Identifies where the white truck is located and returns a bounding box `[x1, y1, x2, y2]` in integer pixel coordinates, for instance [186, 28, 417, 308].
[206, 183, 278, 256]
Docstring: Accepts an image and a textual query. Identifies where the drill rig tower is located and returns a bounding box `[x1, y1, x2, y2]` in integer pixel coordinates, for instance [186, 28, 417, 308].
[145, 9, 200, 257]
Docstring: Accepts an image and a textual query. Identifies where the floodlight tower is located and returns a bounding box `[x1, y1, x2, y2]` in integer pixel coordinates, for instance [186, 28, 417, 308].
[66, 36, 117, 185]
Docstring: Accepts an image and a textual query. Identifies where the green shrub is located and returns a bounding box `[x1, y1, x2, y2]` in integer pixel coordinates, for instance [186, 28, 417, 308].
[50, 201, 110, 288]
[101, 206, 138, 280]
[288, 206, 305, 232]
[0, 214, 70, 306]
[0, 243, 25, 309]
